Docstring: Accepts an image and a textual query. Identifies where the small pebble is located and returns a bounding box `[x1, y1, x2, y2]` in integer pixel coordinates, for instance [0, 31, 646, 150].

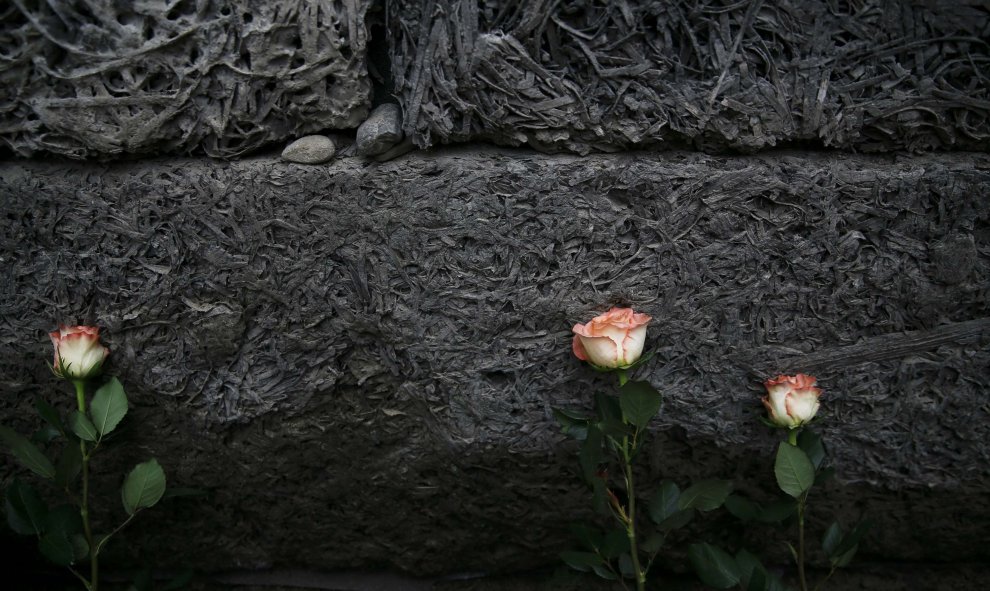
[281, 135, 336, 164]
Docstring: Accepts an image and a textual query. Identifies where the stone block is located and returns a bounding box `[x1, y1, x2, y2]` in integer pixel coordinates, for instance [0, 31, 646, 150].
[0, 150, 987, 575]
[0, 1, 372, 159]
[387, 0, 990, 153]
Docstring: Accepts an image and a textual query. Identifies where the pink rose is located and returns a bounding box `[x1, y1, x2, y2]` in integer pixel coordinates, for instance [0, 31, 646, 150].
[572, 307, 652, 369]
[50, 325, 109, 380]
[762, 374, 822, 429]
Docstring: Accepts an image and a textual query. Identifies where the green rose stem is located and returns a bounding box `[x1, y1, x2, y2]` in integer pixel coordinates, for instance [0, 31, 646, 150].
[74, 380, 98, 591]
[621, 438, 645, 591]
[614, 369, 646, 591]
[788, 428, 808, 591]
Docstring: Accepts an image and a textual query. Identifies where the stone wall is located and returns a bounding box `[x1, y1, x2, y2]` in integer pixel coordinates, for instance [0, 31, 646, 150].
[3, 1, 989, 159]
[1, 150, 987, 575]
[0, 0, 371, 158]
[1, 0, 989, 585]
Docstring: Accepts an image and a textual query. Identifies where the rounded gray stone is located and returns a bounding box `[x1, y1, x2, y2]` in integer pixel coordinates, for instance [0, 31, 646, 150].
[356, 103, 404, 156]
[281, 135, 337, 164]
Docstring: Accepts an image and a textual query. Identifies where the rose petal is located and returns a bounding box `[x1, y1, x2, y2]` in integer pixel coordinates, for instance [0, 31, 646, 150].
[572, 335, 588, 361]
[763, 374, 822, 428]
[50, 325, 109, 379]
[621, 324, 648, 365]
[786, 389, 821, 424]
[576, 335, 622, 368]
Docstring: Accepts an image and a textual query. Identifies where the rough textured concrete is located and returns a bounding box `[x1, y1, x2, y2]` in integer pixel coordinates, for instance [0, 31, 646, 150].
[0, 149, 988, 577]
[389, 0, 990, 153]
[7, 0, 988, 161]
[0, 0, 372, 159]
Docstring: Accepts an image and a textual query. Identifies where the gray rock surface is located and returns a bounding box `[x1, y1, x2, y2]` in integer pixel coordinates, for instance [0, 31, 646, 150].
[388, 0, 990, 153]
[0, 149, 987, 576]
[0, 1, 372, 159]
[281, 135, 337, 164]
[5, 0, 987, 160]
[355, 104, 404, 156]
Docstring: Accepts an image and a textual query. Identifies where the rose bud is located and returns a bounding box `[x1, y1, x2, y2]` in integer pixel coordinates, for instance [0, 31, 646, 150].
[762, 374, 822, 429]
[572, 307, 652, 369]
[50, 325, 110, 380]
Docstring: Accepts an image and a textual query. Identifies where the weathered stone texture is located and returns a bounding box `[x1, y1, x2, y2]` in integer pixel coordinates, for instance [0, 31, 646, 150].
[281, 135, 337, 164]
[0, 150, 988, 575]
[355, 103, 404, 155]
[388, 0, 990, 153]
[0, 1, 372, 159]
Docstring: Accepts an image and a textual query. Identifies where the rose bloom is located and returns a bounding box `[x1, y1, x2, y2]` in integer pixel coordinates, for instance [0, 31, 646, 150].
[50, 325, 109, 380]
[572, 307, 652, 369]
[762, 374, 822, 429]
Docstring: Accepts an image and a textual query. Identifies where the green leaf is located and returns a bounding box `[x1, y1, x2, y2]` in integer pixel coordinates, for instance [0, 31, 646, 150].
[570, 523, 603, 552]
[69, 411, 98, 442]
[591, 564, 618, 580]
[822, 522, 843, 557]
[5, 480, 48, 535]
[597, 418, 633, 439]
[591, 477, 608, 515]
[833, 544, 859, 568]
[641, 531, 665, 554]
[747, 568, 769, 591]
[39, 530, 75, 566]
[35, 397, 65, 436]
[678, 479, 733, 512]
[756, 499, 796, 523]
[735, 549, 769, 591]
[688, 543, 740, 589]
[833, 520, 871, 559]
[579, 425, 604, 484]
[797, 429, 826, 469]
[619, 380, 662, 429]
[90, 377, 128, 437]
[766, 572, 790, 591]
[71, 535, 89, 562]
[725, 494, 759, 521]
[785, 542, 799, 564]
[618, 553, 635, 579]
[774, 442, 815, 498]
[659, 508, 694, 531]
[560, 550, 603, 572]
[121, 459, 167, 515]
[552, 407, 590, 440]
[31, 426, 61, 444]
[601, 528, 630, 559]
[44, 504, 82, 537]
[649, 480, 681, 524]
[55, 444, 83, 488]
[594, 392, 622, 424]
[0, 426, 56, 479]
